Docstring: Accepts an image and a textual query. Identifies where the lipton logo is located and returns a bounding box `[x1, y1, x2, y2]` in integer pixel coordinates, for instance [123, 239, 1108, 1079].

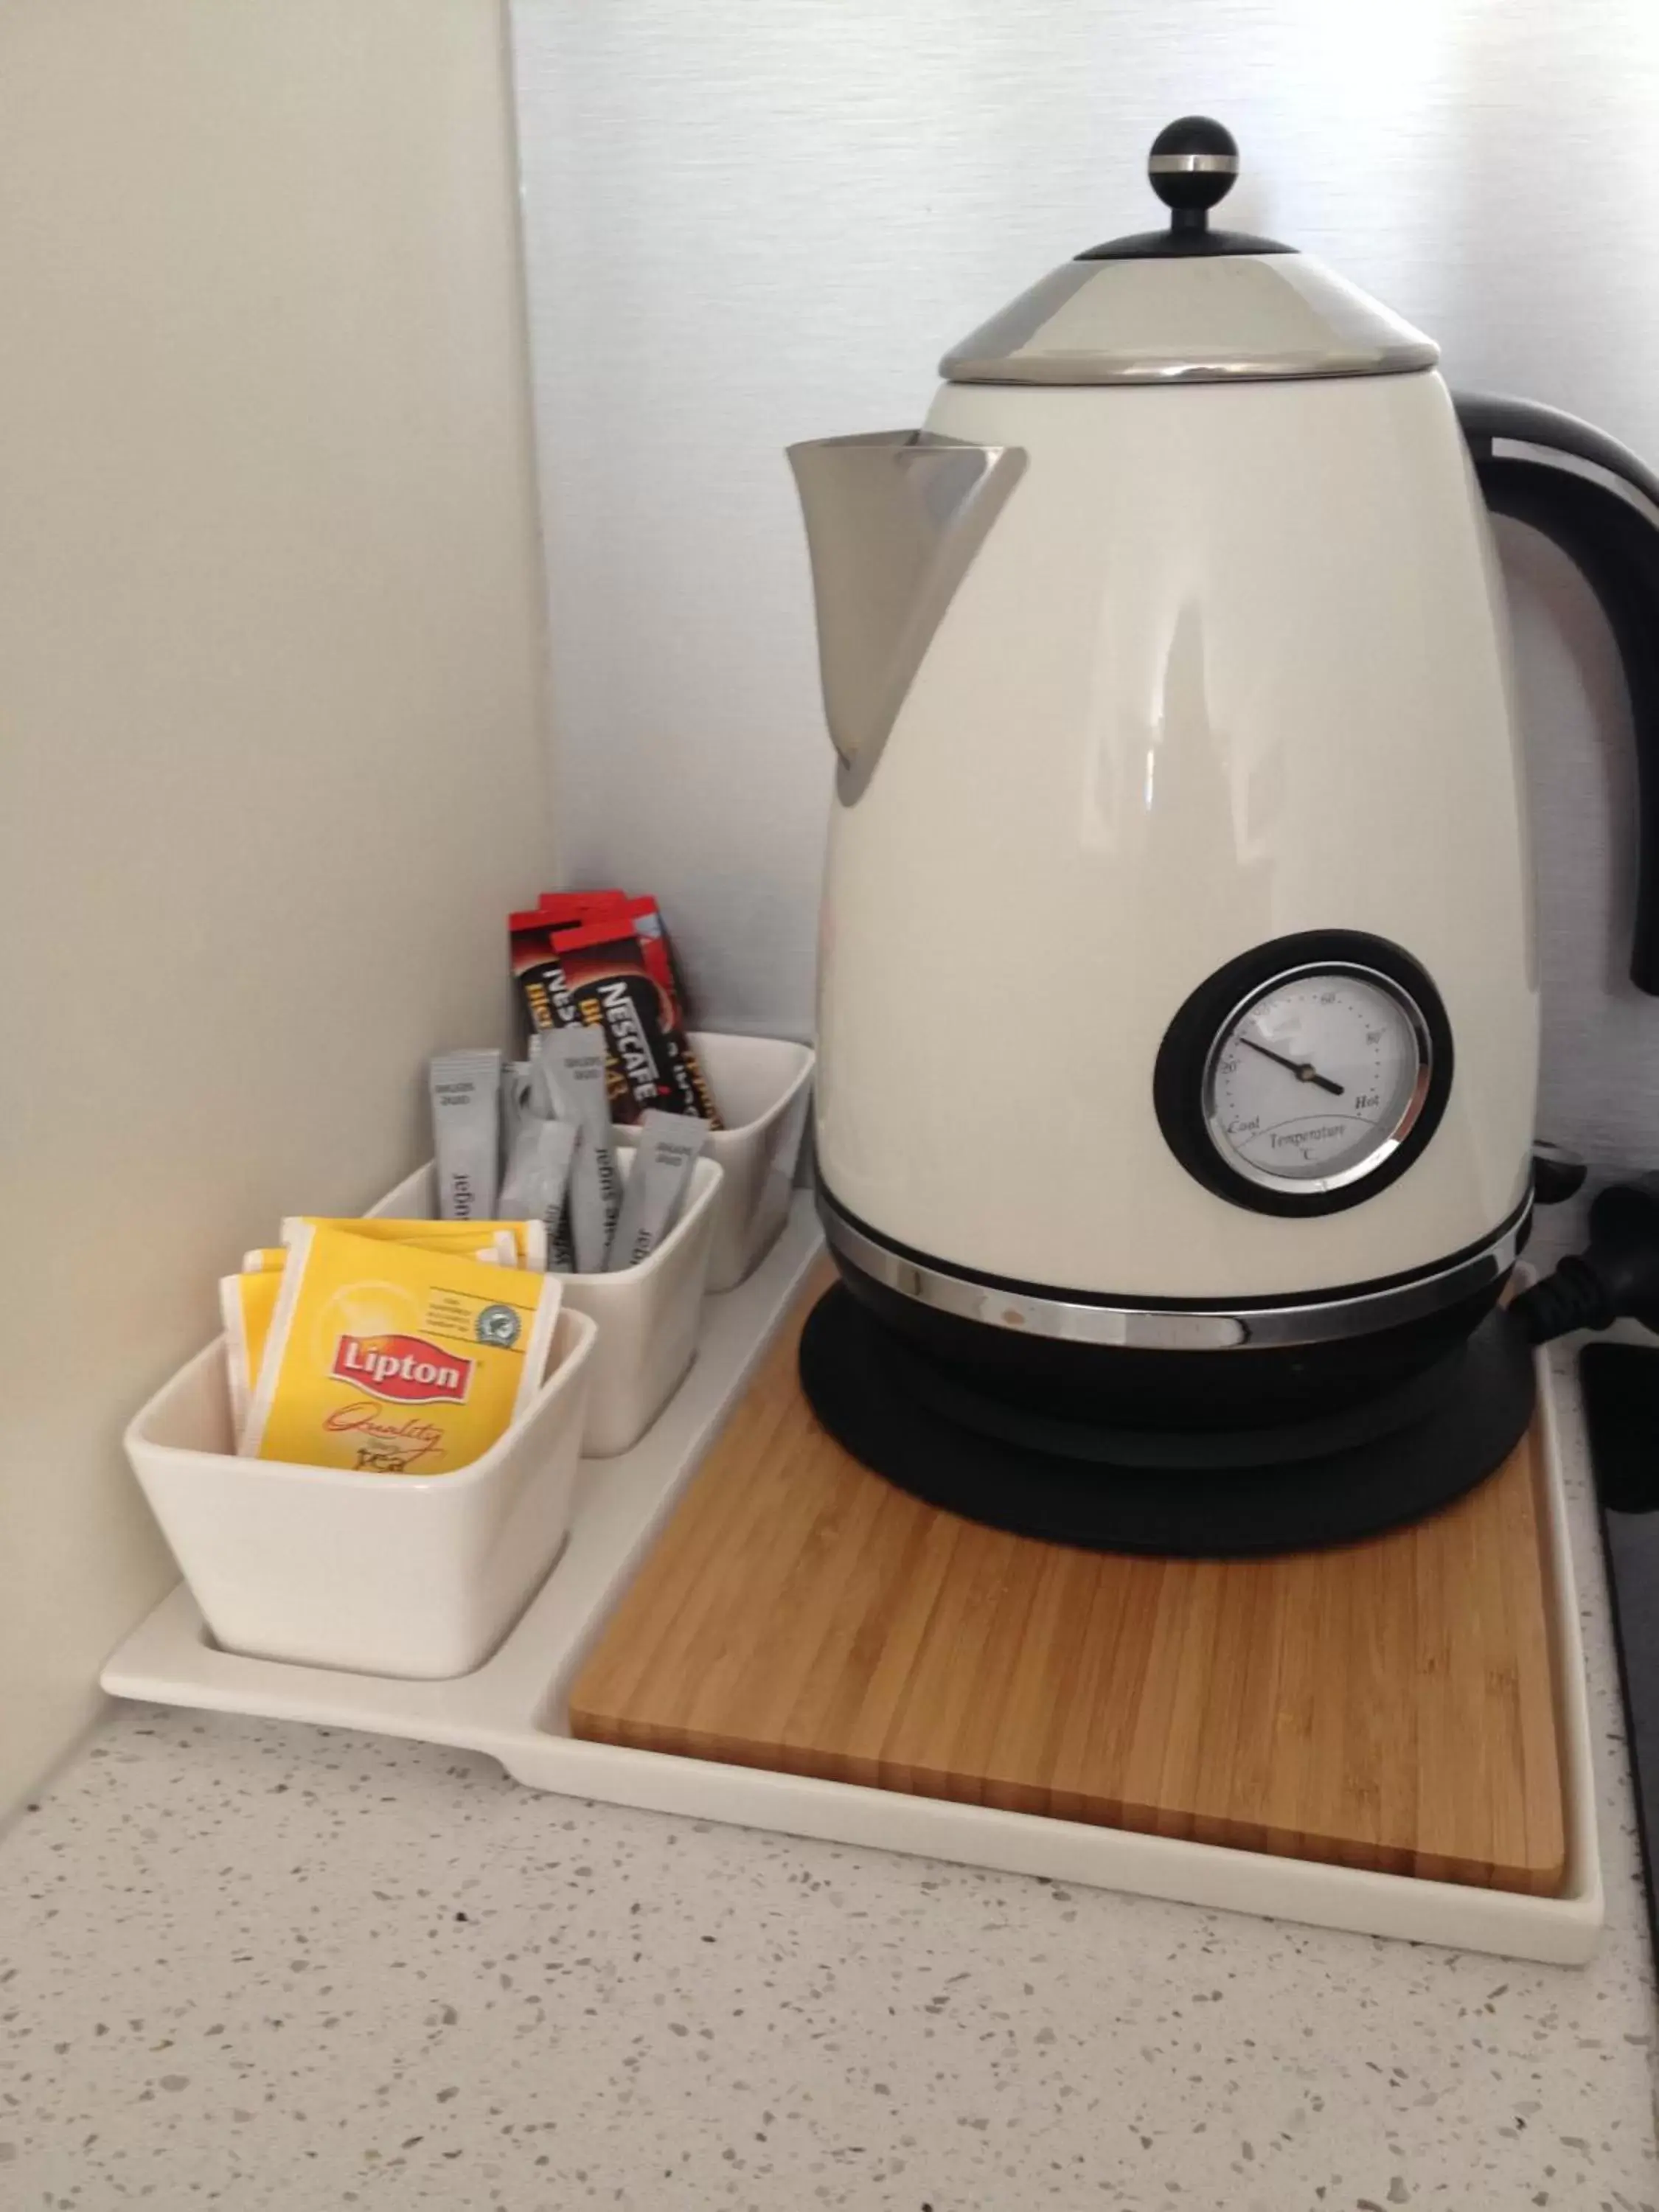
[331, 1334, 472, 1405]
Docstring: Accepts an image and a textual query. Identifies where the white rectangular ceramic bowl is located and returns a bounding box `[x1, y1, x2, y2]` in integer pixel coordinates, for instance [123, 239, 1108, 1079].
[378, 1154, 724, 1458]
[617, 1032, 814, 1291]
[124, 1306, 598, 1680]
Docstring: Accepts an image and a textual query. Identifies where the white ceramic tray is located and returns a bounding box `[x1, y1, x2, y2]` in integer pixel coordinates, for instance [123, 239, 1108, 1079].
[104, 1201, 1602, 1964]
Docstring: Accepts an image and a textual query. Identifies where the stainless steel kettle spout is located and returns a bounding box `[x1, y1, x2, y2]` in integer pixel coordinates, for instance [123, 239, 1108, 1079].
[787, 430, 1026, 800]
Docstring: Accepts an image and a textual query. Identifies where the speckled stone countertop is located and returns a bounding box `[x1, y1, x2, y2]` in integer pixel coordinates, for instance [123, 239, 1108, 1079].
[3, 1348, 1658, 2211]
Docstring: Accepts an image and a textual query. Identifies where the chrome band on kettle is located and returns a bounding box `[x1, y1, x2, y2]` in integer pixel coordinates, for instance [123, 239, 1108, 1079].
[818, 1185, 1531, 1354]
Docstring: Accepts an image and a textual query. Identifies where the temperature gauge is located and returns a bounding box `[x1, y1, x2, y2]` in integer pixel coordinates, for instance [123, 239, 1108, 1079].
[1154, 936, 1454, 1215]
[1206, 970, 1430, 1191]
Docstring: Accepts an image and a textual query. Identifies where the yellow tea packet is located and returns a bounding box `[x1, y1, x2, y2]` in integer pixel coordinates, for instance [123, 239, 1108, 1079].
[226, 1243, 509, 1427]
[254, 1231, 513, 1271]
[279, 1217, 544, 1270]
[241, 1227, 561, 1475]
[220, 1269, 285, 1436]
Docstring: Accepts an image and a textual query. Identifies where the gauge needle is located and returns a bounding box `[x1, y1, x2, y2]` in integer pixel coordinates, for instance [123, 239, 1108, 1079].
[1237, 1034, 1345, 1096]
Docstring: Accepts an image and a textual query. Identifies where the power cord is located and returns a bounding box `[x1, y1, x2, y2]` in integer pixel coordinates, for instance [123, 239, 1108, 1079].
[1512, 1171, 1659, 1345]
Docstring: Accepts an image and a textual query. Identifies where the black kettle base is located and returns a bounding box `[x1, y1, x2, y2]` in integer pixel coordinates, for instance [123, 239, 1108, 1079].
[797, 1285, 1537, 1557]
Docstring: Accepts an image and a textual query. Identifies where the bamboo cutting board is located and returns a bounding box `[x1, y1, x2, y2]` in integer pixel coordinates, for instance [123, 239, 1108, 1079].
[571, 1268, 1566, 1894]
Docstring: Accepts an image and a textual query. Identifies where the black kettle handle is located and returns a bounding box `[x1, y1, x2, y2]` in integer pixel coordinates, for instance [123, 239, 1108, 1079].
[1456, 390, 1659, 995]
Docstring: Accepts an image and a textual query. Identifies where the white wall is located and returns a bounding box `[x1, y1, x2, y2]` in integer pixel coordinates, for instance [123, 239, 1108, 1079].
[0, 1, 552, 1813]
[513, 0, 1659, 1171]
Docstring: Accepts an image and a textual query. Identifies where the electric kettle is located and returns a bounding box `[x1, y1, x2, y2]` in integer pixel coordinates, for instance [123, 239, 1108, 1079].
[786, 119, 1659, 1550]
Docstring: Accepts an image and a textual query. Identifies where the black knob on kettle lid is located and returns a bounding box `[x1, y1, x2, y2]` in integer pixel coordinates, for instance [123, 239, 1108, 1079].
[1077, 116, 1285, 259]
[1147, 116, 1239, 224]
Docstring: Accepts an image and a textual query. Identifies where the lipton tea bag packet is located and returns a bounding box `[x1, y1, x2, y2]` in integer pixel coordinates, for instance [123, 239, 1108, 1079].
[279, 1217, 546, 1270]
[241, 1228, 561, 1475]
[220, 1269, 285, 1436]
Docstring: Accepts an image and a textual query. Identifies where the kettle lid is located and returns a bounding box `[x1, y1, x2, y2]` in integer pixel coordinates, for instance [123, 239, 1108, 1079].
[940, 117, 1437, 386]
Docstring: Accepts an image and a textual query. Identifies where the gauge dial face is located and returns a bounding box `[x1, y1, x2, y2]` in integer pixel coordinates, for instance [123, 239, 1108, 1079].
[1203, 967, 1432, 1194]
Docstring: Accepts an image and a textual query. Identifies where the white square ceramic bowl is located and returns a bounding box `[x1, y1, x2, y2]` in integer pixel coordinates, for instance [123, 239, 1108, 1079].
[617, 1032, 815, 1292]
[124, 1306, 598, 1680]
[376, 1152, 724, 1458]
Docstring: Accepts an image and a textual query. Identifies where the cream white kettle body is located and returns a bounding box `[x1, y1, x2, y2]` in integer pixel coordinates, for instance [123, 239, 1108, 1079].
[789, 118, 1659, 1478]
[815, 365, 1535, 1306]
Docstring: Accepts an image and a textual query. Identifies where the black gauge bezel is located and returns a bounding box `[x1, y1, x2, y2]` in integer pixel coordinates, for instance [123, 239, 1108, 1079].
[1152, 931, 1455, 1217]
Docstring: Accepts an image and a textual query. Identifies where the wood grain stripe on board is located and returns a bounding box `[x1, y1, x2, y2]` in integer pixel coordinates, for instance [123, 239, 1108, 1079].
[571, 1265, 1566, 1894]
